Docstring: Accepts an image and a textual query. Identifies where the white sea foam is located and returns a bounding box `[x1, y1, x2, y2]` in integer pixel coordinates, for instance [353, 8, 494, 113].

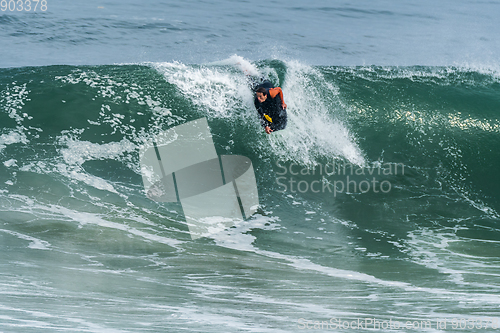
[406, 227, 500, 291]
[3, 159, 17, 167]
[271, 60, 365, 166]
[0, 83, 30, 124]
[58, 136, 136, 166]
[52, 204, 183, 249]
[152, 57, 366, 166]
[202, 209, 500, 306]
[208, 54, 261, 77]
[0, 229, 51, 250]
[12, 135, 137, 195]
[0, 130, 29, 152]
[0, 192, 184, 250]
[152, 61, 246, 119]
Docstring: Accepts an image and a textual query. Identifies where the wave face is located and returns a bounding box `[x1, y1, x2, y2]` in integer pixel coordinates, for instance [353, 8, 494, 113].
[1, 59, 500, 332]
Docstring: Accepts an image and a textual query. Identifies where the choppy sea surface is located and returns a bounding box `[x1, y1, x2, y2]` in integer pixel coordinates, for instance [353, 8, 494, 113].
[1, 1, 500, 332]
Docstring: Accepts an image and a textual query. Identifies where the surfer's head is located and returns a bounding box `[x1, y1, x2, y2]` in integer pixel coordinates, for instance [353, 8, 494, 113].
[256, 87, 267, 103]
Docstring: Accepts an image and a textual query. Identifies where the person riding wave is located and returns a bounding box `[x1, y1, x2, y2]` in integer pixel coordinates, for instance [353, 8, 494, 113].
[253, 80, 287, 134]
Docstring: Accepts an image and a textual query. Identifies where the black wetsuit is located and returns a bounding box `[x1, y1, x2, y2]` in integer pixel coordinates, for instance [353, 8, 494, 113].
[253, 81, 287, 132]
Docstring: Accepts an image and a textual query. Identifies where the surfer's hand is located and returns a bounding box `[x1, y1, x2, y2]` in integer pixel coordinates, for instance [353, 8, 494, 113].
[282, 102, 287, 109]
[265, 126, 273, 134]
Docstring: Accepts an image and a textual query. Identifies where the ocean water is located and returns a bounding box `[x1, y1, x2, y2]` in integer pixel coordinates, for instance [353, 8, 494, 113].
[1, 1, 500, 332]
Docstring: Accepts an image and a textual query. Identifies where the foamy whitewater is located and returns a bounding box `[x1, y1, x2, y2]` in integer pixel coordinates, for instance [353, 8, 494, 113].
[1, 1, 500, 332]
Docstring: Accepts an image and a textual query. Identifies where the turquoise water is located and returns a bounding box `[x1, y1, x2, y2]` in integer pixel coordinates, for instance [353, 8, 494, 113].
[1, 1, 500, 332]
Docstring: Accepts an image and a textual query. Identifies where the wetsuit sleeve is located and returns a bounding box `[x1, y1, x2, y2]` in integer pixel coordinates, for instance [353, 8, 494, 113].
[268, 88, 286, 107]
[254, 98, 268, 128]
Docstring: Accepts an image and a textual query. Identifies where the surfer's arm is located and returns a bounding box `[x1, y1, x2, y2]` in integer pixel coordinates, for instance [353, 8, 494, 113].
[254, 105, 274, 134]
[254, 100, 270, 128]
[268, 87, 287, 109]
